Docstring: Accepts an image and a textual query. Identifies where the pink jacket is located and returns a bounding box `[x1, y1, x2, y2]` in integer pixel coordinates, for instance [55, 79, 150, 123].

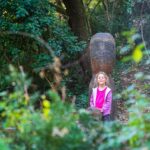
[90, 87, 112, 116]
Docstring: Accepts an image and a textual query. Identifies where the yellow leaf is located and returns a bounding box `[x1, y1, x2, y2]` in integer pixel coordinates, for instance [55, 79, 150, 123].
[43, 100, 50, 108]
[43, 108, 50, 117]
[132, 46, 143, 63]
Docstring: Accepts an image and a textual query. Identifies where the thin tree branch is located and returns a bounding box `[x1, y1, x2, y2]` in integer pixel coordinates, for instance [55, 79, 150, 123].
[87, 0, 93, 6]
[19, 66, 30, 102]
[61, 60, 80, 69]
[49, 2, 67, 16]
[90, 0, 101, 15]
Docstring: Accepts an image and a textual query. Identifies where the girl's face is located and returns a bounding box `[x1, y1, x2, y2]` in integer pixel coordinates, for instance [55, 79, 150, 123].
[97, 74, 107, 86]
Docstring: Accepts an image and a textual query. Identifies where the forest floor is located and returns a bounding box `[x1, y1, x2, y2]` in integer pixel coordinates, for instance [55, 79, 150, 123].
[115, 59, 150, 123]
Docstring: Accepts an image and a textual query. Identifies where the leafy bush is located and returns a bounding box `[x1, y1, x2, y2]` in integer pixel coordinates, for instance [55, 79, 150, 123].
[0, 65, 89, 150]
[0, 0, 86, 89]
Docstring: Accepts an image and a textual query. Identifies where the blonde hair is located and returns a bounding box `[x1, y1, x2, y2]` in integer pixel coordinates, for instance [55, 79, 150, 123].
[94, 71, 110, 87]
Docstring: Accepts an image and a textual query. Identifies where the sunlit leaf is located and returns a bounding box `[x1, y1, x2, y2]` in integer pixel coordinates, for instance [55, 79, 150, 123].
[132, 46, 143, 63]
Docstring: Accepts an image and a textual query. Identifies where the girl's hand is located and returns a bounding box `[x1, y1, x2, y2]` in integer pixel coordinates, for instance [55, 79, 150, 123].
[99, 108, 103, 112]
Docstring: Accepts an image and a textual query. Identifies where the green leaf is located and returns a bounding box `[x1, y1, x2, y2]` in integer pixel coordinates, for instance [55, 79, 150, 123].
[16, 7, 29, 18]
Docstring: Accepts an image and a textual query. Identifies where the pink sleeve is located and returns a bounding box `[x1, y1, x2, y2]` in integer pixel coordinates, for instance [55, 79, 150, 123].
[102, 91, 112, 112]
[90, 93, 94, 107]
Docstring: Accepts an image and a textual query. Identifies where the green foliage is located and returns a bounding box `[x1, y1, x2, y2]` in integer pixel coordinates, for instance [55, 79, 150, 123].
[0, 0, 86, 89]
[0, 65, 89, 150]
[61, 65, 89, 109]
[0, 139, 10, 150]
[115, 75, 150, 149]
[119, 29, 145, 63]
[89, 0, 131, 34]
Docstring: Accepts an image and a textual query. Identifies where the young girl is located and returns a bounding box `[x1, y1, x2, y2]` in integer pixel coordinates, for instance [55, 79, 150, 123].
[90, 71, 112, 121]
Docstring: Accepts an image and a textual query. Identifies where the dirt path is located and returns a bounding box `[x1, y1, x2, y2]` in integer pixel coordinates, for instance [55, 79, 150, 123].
[114, 59, 150, 123]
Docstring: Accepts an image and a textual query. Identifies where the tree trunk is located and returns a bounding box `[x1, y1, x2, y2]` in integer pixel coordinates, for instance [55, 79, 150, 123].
[62, 0, 91, 41]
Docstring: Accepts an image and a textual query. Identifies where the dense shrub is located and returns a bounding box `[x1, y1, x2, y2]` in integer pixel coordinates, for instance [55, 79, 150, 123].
[0, 0, 86, 90]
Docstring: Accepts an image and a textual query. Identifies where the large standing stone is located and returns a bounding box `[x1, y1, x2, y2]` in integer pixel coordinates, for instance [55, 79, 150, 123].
[90, 33, 116, 75]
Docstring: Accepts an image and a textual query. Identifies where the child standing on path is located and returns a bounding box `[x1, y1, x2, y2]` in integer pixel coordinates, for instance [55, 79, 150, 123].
[90, 71, 112, 121]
